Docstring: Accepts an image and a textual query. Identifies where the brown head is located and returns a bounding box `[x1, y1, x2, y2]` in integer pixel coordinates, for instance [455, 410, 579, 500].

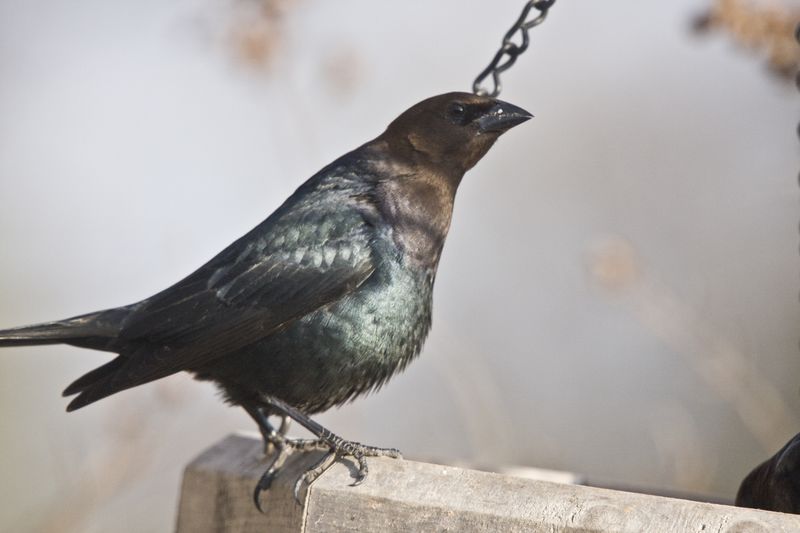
[377, 91, 532, 178]
[367, 92, 532, 270]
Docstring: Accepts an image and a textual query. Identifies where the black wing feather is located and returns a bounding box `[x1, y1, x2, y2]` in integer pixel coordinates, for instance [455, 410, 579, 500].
[66, 173, 379, 409]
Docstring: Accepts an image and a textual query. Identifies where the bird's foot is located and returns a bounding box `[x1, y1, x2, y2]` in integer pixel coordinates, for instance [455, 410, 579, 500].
[253, 435, 329, 512]
[290, 435, 402, 504]
[251, 395, 402, 510]
[252, 431, 402, 511]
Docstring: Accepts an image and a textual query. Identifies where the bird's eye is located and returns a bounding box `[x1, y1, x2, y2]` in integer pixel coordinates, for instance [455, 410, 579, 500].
[447, 103, 468, 124]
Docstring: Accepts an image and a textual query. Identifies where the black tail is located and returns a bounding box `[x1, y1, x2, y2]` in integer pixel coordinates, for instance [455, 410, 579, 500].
[0, 308, 128, 350]
[0, 320, 86, 347]
[0, 307, 135, 411]
[62, 354, 129, 411]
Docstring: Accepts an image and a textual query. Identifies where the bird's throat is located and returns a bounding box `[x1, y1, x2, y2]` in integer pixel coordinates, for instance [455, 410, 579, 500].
[376, 174, 456, 270]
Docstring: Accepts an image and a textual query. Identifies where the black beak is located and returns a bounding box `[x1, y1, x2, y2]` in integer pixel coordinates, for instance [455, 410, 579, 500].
[476, 99, 533, 133]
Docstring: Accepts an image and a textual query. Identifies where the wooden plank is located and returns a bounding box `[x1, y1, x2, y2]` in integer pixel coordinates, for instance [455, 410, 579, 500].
[176, 433, 800, 532]
[175, 432, 325, 533]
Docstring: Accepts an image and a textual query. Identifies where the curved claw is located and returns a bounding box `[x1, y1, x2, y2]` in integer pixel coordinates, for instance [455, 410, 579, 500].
[292, 474, 305, 506]
[350, 454, 368, 487]
[293, 451, 336, 505]
[253, 471, 274, 513]
[253, 484, 265, 513]
[252, 441, 291, 513]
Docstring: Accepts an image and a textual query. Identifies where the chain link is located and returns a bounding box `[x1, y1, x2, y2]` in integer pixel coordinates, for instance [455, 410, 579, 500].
[472, 0, 556, 97]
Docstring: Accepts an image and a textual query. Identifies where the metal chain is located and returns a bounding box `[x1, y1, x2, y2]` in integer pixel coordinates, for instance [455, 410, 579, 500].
[472, 0, 556, 97]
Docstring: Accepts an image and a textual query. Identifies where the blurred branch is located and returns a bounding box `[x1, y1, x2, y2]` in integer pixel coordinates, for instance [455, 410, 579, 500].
[588, 236, 800, 454]
[693, 0, 800, 79]
[226, 0, 302, 72]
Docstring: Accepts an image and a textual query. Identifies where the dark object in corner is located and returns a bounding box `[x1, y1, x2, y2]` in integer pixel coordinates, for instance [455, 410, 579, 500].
[736, 432, 800, 514]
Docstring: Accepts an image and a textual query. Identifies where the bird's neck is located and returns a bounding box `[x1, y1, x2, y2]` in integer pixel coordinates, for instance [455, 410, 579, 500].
[353, 138, 463, 270]
[372, 167, 458, 272]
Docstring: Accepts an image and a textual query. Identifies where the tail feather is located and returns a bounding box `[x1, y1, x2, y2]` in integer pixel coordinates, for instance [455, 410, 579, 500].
[64, 354, 136, 412]
[0, 320, 89, 347]
[0, 308, 129, 350]
[66, 373, 128, 412]
[62, 355, 126, 397]
[1, 307, 135, 411]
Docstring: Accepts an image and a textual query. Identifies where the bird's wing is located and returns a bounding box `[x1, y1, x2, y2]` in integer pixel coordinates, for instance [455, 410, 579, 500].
[111, 190, 377, 389]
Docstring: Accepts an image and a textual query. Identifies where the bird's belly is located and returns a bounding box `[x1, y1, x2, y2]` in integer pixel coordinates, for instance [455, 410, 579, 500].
[207, 265, 433, 413]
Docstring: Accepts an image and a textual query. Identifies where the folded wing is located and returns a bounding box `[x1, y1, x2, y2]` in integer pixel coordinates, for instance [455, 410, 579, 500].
[66, 183, 378, 410]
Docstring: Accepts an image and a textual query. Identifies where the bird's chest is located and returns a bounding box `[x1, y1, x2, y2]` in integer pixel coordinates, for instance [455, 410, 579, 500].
[326, 261, 434, 366]
[311, 261, 432, 365]
[271, 259, 434, 411]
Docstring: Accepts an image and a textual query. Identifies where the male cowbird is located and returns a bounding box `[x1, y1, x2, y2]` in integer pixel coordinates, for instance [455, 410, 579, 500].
[0, 92, 531, 505]
[736, 432, 800, 514]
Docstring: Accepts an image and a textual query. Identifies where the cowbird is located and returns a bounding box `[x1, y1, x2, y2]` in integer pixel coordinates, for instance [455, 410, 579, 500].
[736, 432, 800, 514]
[0, 92, 531, 506]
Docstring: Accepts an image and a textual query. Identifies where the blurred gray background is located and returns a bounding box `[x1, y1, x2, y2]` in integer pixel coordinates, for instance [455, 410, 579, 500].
[1, 0, 798, 531]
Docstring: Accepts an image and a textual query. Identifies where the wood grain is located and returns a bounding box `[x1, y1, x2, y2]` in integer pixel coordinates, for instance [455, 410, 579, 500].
[176, 433, 800, 532]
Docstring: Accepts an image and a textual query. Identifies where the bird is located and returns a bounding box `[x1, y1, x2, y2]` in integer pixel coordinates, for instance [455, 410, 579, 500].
[736, 432, 800, 514]
[0, 91, 532, 507]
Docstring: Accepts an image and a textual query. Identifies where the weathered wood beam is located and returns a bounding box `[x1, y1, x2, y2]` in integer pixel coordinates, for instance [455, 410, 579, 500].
[176, 433, 800, 532]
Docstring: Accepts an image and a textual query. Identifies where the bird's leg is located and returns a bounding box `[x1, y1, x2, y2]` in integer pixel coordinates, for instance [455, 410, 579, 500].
[260, 395, 402, 504]
[277, 415, 291, 436]
[244, 404, 284, 455]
